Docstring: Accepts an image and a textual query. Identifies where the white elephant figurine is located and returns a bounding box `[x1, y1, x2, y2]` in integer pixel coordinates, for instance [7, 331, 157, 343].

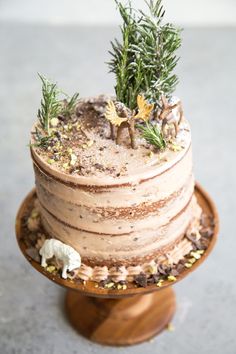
[39, 239, 81, 279]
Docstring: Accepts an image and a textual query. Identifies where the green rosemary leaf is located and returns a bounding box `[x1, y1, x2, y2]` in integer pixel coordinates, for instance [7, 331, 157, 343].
[37, 74, 61, 134]
[31, 127, 51, 149]
[108, 0, 182, 109]
[137, 122, 166, 150]
[35, 74, 80, 149]
[61, 92, 80, 118]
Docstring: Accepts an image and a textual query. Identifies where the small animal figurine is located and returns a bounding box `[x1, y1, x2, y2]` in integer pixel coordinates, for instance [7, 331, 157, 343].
[159, 95, 184, 138]
[105, 95, 154, 149]
[39, 239, 81, 279]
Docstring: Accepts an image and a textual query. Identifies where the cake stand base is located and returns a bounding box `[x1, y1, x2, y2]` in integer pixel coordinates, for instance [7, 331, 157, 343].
[65, 287, 176, 346]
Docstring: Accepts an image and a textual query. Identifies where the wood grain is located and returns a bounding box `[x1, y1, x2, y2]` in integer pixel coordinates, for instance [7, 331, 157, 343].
[65, 287, 176, 346]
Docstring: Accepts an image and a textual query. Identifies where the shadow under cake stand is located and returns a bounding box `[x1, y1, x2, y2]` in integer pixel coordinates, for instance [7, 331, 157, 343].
[15, 183, 219, 346]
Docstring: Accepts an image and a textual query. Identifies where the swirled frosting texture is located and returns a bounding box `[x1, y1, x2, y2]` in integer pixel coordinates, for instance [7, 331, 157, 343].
[31, 100, 200, 268]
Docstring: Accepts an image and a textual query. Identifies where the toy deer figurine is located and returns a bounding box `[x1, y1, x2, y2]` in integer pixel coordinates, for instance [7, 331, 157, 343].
[105, 95, 154, 149]
[159, 95, 184, 138]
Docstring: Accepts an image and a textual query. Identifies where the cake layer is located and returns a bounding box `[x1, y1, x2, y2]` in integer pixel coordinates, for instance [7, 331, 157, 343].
[31, 117, 192, 188]
[33, 150, 193, 207]
[32, 143, 193, 233]
[39, 195, 198, 266]
[26, 193, 203, 284]
[36, 176, 194, 234]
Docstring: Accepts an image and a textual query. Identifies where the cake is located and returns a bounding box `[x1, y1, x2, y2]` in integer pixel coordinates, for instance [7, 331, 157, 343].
[27, 1, 209, 287]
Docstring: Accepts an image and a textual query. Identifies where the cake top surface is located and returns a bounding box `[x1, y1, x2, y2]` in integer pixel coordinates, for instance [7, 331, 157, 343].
[31, 95, 191, 185]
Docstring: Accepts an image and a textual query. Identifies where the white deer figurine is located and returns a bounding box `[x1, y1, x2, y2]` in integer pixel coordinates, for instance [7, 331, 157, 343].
[39, 239, 81, 279]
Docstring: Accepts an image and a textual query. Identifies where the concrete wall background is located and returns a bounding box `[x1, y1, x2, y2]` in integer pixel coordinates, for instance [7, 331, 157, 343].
[0, 0, 236, 26]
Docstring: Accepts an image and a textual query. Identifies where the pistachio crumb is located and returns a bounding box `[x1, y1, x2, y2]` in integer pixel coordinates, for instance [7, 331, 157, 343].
[46, 265, 56, 273]
[50, 117, 59, 127]
[167, 275, 177, 282]
[67, 274, 74, 280]
[70, 153, 77, 166]
[62, 162, 69, 169]
[170, 142, 182, 152]
[190, 251, 201, 260]
[47, 158, 54, 165]
[157, 279, 164, 287]
[105, 282, 115, 289]
[87, 140, 94, 147]
[167, 323, 175, 332]
[149, 265, 156, 274]
[184, 263, 192, 269]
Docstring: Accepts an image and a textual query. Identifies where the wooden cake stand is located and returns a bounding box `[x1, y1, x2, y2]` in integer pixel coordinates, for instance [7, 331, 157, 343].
[15, 183, 219, 346]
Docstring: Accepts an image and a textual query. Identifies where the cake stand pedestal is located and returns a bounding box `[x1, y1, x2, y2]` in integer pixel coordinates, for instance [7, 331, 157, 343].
[65, 286, 175, 346]
[15, 183, 219, 346]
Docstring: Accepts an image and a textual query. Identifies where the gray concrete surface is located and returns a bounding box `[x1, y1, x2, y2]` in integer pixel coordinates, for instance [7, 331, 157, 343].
[0, 24, 235, 354]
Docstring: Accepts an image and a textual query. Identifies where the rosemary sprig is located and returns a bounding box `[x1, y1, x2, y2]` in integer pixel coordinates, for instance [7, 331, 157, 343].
[61, 92, 80, 118]
[35, 74, 80, 150]
[108, 1, 138, 109]
[137, 122, 166, 150]
[37, 74, 62, 134]
[108, 0, 181, 109]
[31, 127, 51, 149]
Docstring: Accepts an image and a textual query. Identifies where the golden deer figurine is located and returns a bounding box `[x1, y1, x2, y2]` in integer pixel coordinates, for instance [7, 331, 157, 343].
[105, 95, 154, 149]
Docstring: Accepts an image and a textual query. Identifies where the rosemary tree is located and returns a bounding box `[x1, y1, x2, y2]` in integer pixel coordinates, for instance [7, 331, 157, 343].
[37, 74, 79, 134]
[108, 0, 181, 110]
[37, 74, 62, 134]
[33, 74, 80, 149]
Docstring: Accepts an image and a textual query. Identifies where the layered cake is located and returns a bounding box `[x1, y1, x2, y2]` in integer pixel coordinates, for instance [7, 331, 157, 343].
[25, 1, 212, 287]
